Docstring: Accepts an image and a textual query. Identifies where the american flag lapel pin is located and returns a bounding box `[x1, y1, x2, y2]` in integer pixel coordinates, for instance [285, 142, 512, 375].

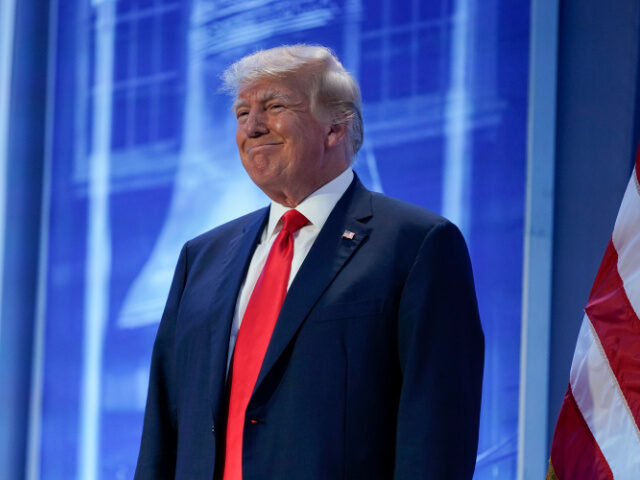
[342, 230, 355, 240]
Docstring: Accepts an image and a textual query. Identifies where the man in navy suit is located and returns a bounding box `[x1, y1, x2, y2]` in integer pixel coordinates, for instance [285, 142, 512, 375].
[135, 45, 484, 480]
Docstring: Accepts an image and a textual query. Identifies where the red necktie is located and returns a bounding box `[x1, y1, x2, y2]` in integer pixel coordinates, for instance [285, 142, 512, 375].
[223, 209, 309, 480]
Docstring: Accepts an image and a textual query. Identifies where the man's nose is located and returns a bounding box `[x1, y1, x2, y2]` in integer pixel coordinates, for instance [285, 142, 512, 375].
[243, 109, 268, 137]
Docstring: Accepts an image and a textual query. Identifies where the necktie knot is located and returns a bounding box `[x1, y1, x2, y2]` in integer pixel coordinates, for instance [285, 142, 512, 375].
[281, 209, 308, 234]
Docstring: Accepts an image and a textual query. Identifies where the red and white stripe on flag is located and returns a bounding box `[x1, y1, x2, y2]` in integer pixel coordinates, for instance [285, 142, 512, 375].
[547, 150, 640, 480]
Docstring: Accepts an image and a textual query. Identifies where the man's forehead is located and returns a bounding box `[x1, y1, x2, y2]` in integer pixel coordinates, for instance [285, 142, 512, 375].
[234, 79, 305, 107]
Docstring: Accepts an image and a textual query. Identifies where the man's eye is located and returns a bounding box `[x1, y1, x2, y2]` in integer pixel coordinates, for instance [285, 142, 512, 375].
[269, 104, 284, 110]
[236, 111, 248, 119]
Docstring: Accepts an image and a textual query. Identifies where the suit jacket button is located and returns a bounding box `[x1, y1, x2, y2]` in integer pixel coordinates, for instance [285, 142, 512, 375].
[211, 425, 215, 434]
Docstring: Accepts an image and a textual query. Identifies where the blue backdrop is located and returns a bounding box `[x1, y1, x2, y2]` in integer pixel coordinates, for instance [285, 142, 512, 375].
[35, 0, 529, 478]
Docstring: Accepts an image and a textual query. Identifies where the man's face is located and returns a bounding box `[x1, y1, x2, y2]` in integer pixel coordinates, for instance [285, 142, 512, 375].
[234, 76, 340, 207]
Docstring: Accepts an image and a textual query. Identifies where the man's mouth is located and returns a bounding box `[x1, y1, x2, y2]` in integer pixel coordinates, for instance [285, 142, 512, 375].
[247, 142, 283, 153]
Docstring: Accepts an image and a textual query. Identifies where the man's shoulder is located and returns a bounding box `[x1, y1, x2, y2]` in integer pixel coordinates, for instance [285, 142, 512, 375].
[363, 190, 470, 264]
[367, 190, 449, 233]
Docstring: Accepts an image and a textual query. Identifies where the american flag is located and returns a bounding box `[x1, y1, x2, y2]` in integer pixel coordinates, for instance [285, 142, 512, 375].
[547, 151, 640, 479]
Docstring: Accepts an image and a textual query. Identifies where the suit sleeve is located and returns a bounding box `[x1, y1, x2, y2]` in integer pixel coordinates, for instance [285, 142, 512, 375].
[394, 220, 484, 480]
[134, 243, 189, 480]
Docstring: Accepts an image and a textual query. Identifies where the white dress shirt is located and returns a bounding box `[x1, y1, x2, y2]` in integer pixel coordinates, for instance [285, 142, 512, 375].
[226, 168, 354, 370]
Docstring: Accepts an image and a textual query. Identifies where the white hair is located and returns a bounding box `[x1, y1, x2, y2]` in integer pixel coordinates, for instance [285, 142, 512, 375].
[222, 44, 363, 157]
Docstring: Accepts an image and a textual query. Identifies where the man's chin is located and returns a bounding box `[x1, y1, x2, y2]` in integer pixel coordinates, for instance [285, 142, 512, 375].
[243, 153, 277, 172]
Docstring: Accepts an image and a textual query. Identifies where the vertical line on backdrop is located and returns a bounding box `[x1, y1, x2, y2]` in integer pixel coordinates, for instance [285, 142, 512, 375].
[26, 0, 58, 476]
[517, 1, 559, 478]
[78, 0, 114, 479]
[345, 0, 383, 193]
[341, 0, 361, 84]
[442, 0, 473, 237]
[380, 0, 390, 101]
[342, 0, 384, 192]
[0, 0, 17, 343]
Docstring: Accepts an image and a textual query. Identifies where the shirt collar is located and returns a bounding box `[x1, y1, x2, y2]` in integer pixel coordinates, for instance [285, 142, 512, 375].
[266, 167, 354, 239]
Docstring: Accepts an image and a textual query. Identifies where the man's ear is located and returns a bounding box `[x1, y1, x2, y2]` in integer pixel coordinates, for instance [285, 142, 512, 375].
[326, 122, 348, 148]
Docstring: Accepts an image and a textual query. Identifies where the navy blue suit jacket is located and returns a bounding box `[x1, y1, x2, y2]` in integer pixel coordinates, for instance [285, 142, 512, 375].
[134, 176, 484, 480]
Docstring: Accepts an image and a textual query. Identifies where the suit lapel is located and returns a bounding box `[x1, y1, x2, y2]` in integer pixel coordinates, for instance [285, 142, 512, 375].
[253, 177, 373, 395]
[208, 208, 269, 427]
